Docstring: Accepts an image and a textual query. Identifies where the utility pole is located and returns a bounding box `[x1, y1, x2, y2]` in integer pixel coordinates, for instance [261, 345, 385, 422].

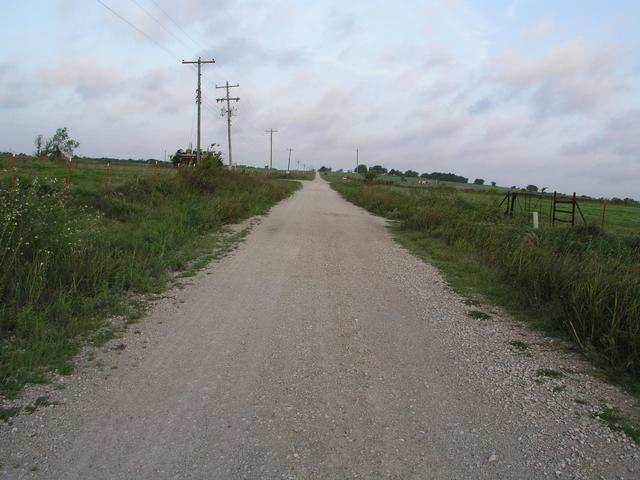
[265, 129, 278, 170]
[297, 159, 300, 171]
[287, 148, 293, 172]
[182, 56, 215, 164]
[356, 148, 359, 173]
[216, 81, 240, 168]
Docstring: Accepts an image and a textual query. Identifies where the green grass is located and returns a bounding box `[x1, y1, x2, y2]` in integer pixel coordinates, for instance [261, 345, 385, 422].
[324, 173, 640, 391]
[327, 172, 639, 236]
[0, 156, 299, 398]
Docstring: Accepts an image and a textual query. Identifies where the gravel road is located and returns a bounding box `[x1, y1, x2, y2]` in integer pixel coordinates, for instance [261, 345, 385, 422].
[1, 175, 638, 479]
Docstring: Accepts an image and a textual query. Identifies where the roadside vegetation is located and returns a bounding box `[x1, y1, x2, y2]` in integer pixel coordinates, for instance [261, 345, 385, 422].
[324, 173, 640, 390]
[0, 153, 299, 398]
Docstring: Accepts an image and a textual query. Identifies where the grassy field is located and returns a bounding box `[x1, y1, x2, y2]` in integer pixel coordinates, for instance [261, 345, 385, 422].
[333, 173, 638, 236]
[324, 173, 640, 391]
[0, 155, 300, 398]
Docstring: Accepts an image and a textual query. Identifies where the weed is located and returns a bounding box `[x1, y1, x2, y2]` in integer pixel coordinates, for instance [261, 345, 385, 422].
[536, 368, 564, 379]
[575, 398, 589, 405]
[552, 385, 567, 393]
[468, 310, 492, 321]
[0, 406, 20, 422]
[509, 340, 529, 351]
[593, 406, 640, 443]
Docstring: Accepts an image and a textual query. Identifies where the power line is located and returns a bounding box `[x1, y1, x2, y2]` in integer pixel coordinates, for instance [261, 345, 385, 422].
[94, 0, 178, 59]
[148, 0, 203, 52]
[127, 0, 197, 57]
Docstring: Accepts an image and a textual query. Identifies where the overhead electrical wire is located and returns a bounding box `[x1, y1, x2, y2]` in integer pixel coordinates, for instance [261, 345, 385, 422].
[127, 0, 199, 58]
[148, 0, 204, 53]
[94, 0, 179, 59]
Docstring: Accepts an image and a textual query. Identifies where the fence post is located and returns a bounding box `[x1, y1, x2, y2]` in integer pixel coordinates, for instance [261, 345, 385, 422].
[11, 153, 16, 187]
[532, 211, 539, 229]
[66, 158, 72, 189]
[601, 200, 607, 231]
[103, 162, 110, 194]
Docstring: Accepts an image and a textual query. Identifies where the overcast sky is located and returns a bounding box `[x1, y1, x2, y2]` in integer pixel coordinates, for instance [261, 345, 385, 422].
[1, 1, 639, 198]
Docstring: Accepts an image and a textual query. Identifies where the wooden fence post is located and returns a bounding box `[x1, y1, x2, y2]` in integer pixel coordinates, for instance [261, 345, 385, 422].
[103, 162, 110, 194]
[11, 153, 16, 187]
[66, 158, 72, 189]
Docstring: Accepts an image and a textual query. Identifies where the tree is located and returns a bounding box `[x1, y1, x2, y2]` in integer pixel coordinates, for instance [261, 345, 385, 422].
[526, 184, 539, 192]
[473, 178, 485, 185]
[491, 181, 496, 187]
[356, 164, 368, 174]
[404, 170, 418, 177]
[370, 165, 387, 174]
[388, 169, 402, 176]
[34, 134, 45, 156]
[45, 127, 80, 160]
[541, 187, 548, 193]
[318, 166, 332, 172]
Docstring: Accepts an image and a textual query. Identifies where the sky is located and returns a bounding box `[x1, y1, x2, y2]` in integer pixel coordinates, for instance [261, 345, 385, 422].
[1, 0, 639, 198]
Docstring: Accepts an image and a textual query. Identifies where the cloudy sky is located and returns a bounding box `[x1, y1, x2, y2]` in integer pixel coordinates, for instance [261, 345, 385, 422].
[1, 1, 639, 198]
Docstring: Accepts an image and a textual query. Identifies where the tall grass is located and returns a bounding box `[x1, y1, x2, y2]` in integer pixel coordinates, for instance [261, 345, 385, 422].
[0, 160, 298, 397]
[329, 178, 640, 379]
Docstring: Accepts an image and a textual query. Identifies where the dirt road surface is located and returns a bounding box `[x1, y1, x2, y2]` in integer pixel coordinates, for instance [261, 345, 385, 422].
[1, 176, 637, 479]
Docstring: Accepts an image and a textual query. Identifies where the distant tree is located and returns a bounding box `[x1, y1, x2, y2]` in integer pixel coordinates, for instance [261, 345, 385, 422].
[473, 178, 485, 185]
[356, 164, 368, 174]
[526, 184, 539, 192]
[370, 165, 387, 174]
[422, 172, 468, 183]
[318, 166, 332, 172]
[34, 134, 45, 156]
[404, 170, 419, 177]
[44, 127, 80, 160]
[541, 187, 548, 193]
[388, 169, 402, 176]
[491, 181, 496, 187]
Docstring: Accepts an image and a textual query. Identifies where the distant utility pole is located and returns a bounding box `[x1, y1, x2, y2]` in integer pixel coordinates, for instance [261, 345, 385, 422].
[356, 148, 359, 172]
[287, 148, 293, 172]
[297, 159, 300, 171]
[182, 57, 215, 164]
[216, 81, 240, 168]
[266, 129, 278, 170]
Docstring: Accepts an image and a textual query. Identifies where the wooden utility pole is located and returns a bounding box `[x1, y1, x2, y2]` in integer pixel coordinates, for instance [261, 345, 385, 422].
[356, 148, 359, 173]
[287, 148, 293, 172]
[182, 57, 215, 164]
[216, 81, 240, 168]
[266, 129, 278, 170]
